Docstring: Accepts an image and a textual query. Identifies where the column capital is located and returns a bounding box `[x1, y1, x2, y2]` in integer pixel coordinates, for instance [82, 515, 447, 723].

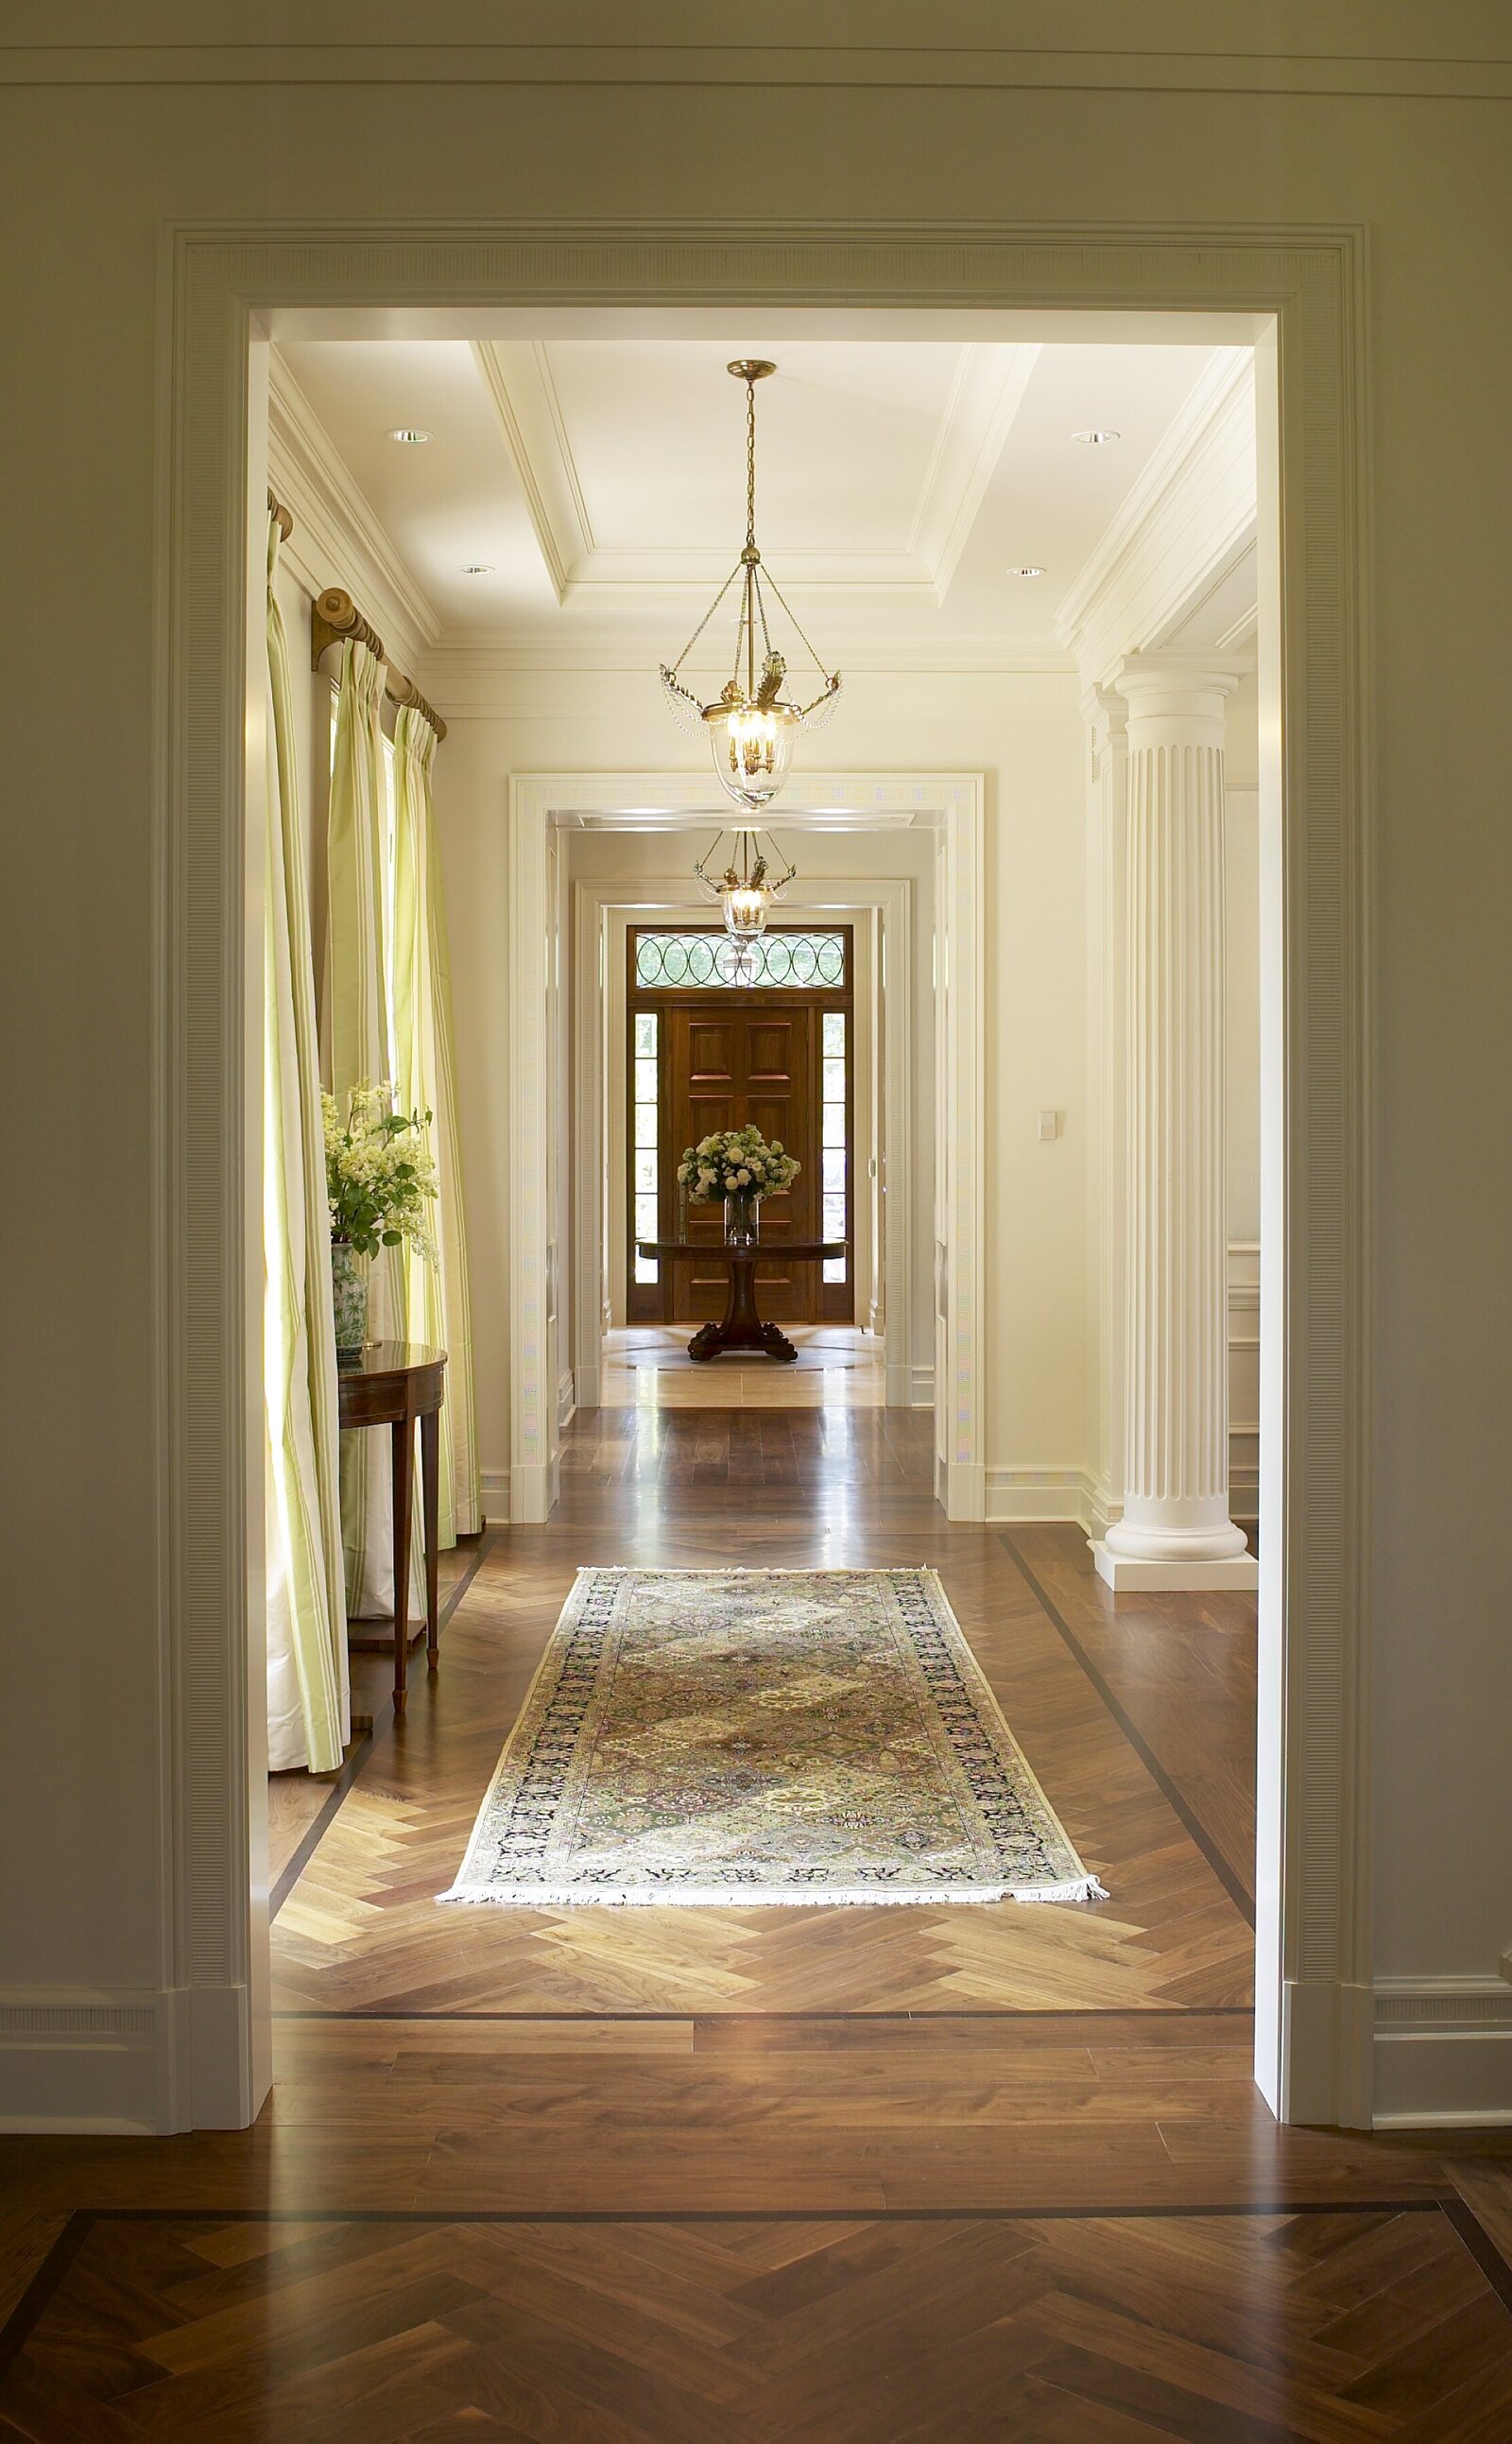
[1079, 679, 1127, 749]
[1108, 651, 1252, 725]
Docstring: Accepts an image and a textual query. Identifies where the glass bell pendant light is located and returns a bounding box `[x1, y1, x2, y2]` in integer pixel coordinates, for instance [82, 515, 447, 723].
[660, 359, 842, 812]
[693, 826, 797, 961]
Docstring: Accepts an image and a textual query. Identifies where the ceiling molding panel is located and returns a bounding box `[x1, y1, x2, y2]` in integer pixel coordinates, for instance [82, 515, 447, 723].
[908, 342, 1040, 605]
[471, 339, 586, 606]
[472, 336, 1038, 607]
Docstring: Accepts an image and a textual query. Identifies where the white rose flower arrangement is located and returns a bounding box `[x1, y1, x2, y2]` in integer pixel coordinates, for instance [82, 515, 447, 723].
[676, 1124, 800, 1203]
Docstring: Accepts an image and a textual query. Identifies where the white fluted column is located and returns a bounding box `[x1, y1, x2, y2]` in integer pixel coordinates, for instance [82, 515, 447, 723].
[1093, 655, 1258, 1592]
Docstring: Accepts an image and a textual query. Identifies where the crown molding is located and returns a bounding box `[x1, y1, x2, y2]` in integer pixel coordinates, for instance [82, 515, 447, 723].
[1056, 346, 1257, 681]
[266, 355, 439, 671]
[8, 6, 1511, 98]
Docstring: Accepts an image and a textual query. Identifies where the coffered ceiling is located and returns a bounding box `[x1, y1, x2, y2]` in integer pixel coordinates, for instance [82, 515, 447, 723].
[274, 326, 1252, 667]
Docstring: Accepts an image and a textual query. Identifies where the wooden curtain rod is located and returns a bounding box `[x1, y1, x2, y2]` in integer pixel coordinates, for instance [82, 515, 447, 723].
[266, 487, 294, 542]
[310, 585, 448, 742]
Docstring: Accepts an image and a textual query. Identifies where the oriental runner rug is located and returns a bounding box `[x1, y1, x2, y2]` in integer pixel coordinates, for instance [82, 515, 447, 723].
[440, 1566, 1107, 1908]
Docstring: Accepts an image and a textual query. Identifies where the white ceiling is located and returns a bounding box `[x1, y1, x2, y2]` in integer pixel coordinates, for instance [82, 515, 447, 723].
[275, 329, 1249, 665]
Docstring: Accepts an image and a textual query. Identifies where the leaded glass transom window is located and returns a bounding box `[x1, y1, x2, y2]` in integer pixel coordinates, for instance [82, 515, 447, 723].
[634, 930, 847, 990]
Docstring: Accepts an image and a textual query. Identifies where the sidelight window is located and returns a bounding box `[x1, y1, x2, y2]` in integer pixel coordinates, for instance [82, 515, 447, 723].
[822, 1010, 847, 1282]
[633, 1011, 659, 1283]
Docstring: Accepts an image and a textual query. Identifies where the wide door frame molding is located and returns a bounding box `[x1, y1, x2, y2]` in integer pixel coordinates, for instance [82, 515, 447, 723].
[161, 220, 1370, 2134]
[569, 871, 919, 1413]
[525, 779, 974, 1488]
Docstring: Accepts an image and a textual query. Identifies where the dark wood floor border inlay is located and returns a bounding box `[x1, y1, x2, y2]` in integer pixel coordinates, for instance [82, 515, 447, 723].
[270, 1526, 495, 1922]
[271, 2005, 1258, 2022]
[0, 2212, 94, 2384]
[999, 1529, 1258, 1928]
[7, 2196, 1509, 2383]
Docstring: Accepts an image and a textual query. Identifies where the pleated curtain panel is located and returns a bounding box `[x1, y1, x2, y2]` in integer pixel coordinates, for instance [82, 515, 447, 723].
[264, 514, 351, 1773]
[391, 708, 483, 1540]
[324, 637, 426, 1623]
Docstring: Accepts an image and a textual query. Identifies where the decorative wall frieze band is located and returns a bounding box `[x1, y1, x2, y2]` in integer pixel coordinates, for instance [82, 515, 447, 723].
[1374, 1979, 1512, 2033]
[10, 42, 1509, 99]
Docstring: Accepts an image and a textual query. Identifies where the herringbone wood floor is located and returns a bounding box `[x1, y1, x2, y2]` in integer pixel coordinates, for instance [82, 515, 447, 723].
[269, 1413, 1255, 2017]
[5, 1407, 1510, 2437]
[5, 2201, 1512, 2441]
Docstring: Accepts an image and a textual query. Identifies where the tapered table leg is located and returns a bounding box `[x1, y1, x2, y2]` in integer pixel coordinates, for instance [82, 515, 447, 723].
[390, 1411, 413, 1715]
[421, 1405, 440, 1678]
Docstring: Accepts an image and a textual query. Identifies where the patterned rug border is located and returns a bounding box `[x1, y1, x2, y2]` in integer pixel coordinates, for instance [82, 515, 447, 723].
[439, 1566, 1108, 1910]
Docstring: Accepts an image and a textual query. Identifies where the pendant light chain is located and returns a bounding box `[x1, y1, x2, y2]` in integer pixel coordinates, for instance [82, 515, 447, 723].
[746, 373, 759, 555]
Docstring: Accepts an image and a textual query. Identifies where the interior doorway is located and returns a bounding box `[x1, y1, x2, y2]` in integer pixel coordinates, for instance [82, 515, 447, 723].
[154, 233, 1375, 2138]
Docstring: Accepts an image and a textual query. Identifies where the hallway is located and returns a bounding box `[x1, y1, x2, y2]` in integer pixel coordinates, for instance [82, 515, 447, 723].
[5, 1411, 1512, 2434]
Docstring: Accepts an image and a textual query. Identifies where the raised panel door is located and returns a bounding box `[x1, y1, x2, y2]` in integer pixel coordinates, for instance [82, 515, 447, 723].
[665, 1003, 816, 1322]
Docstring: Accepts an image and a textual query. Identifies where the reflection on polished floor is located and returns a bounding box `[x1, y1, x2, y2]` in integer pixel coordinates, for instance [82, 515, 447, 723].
[601, 1321, 886, 1406]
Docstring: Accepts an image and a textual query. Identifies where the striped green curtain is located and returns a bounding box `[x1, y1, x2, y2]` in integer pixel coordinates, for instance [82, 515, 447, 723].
[325, 639, 423, 1619]
[392, 709, 481, 1540]
[264, 515, 349, 1772]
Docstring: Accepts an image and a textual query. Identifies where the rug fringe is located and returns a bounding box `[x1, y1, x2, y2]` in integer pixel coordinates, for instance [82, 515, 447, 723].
[438, 1877, 1108, 1910]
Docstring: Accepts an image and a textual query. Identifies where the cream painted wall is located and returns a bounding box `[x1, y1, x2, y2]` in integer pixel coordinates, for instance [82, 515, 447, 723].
[425, 671, 1087, 1491]
[3, 24, 1509, 2106]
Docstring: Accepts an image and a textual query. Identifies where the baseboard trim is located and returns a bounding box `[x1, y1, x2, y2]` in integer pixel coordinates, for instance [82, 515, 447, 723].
[985, 1467, 1101, 1534]
[942, 1457, 986, 1522]
[886, 1363, 934, 1409]
[488, 1458, 560, 1523]
[1280, 1978, 1375, 2128]
[1372, 1979, 1512, 2127]
[0, 1986, 205, 2134]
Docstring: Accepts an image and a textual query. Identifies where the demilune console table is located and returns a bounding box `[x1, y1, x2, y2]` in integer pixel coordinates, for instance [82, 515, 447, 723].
[337, 1340, 446, 1713]
[636, 1241, 848, 1365]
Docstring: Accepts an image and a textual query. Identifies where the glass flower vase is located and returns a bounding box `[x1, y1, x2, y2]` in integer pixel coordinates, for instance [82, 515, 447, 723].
[331, 1240, 369, 1366]
[724, 1189, 761, 1246]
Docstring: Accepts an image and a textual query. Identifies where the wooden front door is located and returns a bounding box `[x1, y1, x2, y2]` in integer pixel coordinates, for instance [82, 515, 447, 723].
[627, 925, 855, 1329]
[667, 1003, 816, 1322]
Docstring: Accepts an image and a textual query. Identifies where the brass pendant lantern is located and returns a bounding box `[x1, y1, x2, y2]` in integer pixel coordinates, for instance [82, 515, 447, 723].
[660, 360, 842, 810]
[693, 826, 797, 955]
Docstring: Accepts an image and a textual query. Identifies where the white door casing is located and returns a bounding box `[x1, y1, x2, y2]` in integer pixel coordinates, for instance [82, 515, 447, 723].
[141, 224, 1367, 2138]
[508, 774, 981, 1516]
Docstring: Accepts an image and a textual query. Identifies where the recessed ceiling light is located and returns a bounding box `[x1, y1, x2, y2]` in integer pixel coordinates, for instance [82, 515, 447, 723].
[1008, 564, 1046, 578]
[461, 563, 495, 576]
[387, 426, 431, 444]
[1072, 427, 1120, 445]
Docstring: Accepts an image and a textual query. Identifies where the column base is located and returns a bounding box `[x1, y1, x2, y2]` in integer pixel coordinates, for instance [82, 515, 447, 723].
[1090, 1539, 1258, 1592]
